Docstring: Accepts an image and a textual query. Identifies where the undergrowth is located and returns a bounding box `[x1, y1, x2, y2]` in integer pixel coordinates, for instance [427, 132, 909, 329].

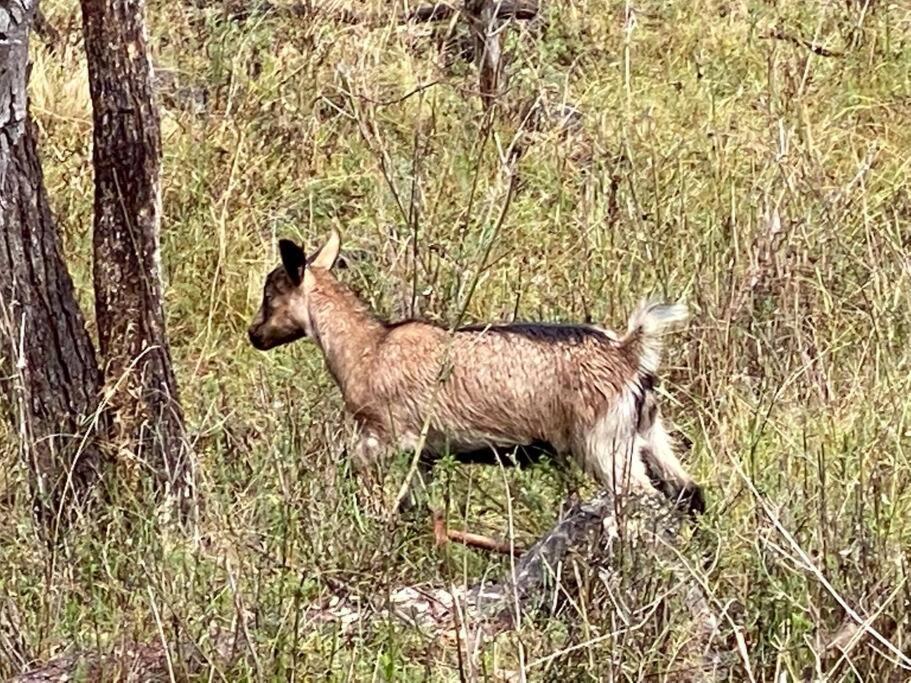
[2, 0, 911, 680]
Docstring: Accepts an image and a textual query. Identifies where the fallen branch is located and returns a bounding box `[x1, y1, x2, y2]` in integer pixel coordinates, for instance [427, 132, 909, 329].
[762, 29, 844, 58]
[405, 1, 539, 24]
[433, 510, 523, 556]
[12, 494, 731, 678]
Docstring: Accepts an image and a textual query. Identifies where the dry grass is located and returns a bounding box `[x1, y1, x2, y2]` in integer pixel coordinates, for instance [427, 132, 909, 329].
[2, 0, 911, 679]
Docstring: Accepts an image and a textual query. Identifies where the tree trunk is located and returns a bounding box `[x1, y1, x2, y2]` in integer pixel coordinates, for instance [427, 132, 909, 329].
[0, 0, 107, 525]
[79, 0, 191, 503]
[467, 0, 503, 110]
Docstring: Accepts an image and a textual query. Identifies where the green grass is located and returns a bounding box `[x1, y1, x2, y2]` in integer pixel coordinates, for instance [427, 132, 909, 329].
[3, 0, 911, 679]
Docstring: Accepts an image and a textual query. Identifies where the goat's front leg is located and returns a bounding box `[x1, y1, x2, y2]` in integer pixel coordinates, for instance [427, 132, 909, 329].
[351, 430, 389, 515]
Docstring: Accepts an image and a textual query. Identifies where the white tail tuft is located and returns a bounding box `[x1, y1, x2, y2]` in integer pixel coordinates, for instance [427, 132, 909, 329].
[621, 300, 689, 375]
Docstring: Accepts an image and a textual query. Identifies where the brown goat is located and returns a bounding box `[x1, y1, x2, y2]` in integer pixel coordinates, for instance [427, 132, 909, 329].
[248, 231, 704, 514]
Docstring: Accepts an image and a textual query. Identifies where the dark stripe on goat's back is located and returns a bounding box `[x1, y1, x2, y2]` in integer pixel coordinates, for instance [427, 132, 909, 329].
[457, 322, 613, 345]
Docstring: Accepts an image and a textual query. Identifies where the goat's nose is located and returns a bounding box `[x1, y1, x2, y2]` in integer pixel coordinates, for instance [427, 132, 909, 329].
[247, 327, 263, 349]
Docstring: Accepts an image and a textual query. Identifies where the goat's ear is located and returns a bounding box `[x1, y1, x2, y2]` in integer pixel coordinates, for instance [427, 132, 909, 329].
[279, 239, 306, 285]
[308, 230, 341, 271]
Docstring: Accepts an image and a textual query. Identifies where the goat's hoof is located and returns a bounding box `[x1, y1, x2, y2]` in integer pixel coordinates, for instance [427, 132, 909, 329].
[679, 483, 706, 517]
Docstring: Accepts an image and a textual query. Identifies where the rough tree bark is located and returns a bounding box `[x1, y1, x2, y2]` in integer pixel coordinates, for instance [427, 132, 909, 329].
[79, 0, 191, 502]
[0, 0, 107, 524]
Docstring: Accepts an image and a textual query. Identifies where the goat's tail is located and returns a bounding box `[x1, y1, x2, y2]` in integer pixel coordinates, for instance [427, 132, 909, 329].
[619, 300, 689, 376]
[620, 300, 702, 515]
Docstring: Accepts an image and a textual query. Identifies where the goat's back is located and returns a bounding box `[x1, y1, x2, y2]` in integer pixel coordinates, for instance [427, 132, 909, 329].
[367, 321, 640, 452]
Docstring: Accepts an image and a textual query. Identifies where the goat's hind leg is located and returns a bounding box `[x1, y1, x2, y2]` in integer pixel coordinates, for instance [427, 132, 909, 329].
[638, 411, 705, 516]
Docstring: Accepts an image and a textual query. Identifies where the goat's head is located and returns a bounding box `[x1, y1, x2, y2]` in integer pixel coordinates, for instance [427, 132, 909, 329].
[248, 230, 342, 351]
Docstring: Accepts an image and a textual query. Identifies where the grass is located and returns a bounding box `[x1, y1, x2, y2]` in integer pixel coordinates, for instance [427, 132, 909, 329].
[2, 0, 911, 679]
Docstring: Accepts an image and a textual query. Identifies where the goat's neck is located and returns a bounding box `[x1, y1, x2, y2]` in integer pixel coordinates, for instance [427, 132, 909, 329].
[307, 272, 384, 402]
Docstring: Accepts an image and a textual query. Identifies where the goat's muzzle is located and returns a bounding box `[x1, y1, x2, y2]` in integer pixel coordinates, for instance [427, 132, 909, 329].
[248, 327, 271, 351]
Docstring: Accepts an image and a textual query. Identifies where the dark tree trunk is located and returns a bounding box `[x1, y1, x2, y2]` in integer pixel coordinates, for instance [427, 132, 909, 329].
[0, 0, 107, 524]
[466, 0, 503, 110]
[79, 0, 191, 502]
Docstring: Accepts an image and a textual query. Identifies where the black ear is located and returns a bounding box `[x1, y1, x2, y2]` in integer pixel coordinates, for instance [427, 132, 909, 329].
[279, 239, 306, 285]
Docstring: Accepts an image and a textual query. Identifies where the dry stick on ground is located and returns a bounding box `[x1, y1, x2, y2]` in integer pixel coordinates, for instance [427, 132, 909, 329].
[12, 496, 728, 679]
[406, 0, 538, 23]
[433, 510, 524, 556]
[761, 28, 844, 58]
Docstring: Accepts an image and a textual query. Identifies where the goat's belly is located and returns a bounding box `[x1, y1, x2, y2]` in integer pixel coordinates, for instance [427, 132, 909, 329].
[426, 426, 534, 452]
[428, 435, 559, 468]
[424, 426, 561, 459]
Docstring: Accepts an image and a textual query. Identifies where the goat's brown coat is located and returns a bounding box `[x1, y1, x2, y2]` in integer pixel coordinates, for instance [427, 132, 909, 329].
[249, 232, 703, 513]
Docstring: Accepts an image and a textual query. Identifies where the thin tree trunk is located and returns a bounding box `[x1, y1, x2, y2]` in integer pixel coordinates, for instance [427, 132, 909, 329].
[467, 0, 503, 109]
[0, 0, 107, 525]
[79, 0, 191, 503]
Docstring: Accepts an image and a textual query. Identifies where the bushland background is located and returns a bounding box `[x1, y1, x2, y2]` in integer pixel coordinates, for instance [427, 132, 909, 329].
[2, 0, 911, 680]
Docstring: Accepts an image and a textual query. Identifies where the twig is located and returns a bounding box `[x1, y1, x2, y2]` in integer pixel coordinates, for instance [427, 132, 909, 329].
[434, 512, 525, 556]
[405, 1, 539, 24]
[761, 29, 844, 58]
[355, 80, 441, 107]
[453, 528, 521, 556]
[299, 490, 725, 683]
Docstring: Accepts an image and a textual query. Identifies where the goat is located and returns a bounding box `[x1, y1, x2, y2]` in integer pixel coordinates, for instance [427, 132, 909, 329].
[248, 231, 704, 515]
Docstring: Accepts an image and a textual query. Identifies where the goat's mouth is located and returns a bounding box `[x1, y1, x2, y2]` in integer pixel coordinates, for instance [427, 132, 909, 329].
[248, 330, 272, 351]
[247, 327, 306, 351]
